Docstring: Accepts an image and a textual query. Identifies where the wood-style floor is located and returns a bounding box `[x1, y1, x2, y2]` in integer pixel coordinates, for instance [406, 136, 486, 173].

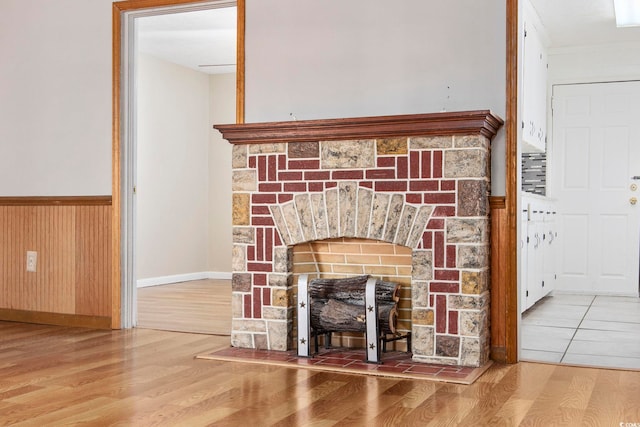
[1, 321, 640, 426]
[137, 279, 231, 335]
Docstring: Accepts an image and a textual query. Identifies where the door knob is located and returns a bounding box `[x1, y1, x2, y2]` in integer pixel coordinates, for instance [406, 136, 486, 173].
[632, 184, 638, 191]
[631, 197, 638, 205]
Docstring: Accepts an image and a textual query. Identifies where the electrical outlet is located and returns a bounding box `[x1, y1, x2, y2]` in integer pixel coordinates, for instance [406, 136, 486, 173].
[26, 251, 37, 272]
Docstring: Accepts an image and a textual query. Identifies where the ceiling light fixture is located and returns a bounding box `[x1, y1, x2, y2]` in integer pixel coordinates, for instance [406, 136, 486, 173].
[614, 0, 640, 27]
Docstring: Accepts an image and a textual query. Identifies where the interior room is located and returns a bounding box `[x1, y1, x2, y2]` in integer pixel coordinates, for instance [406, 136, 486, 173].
[518, 0, 640, 369]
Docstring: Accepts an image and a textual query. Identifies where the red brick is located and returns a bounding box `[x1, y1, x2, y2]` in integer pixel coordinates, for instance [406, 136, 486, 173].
[409, 180, 438, 191]
[247, 246, 255, 261]
[433, 206, 456, 217]
[268, 155, 277, 181]
[430, 282, 459, 293]
[449, 311, 458, 335]
[377, 157, 395, 167]
[256, 228, 264, 261]
[436, 295, 447, 333]
[252, 194, 276, 204]
[421, 151, 431, 178]
[288, 159, 320, 169]
[332, 170, 364, 180]
[429, 294, 435, 307]
[441, 180, 456, 191]
[427, 219, 444, 230]
[434, 231, 445, 268]
[284, 182, 307, 192]
[410, 151, 420, 178]
[424, 193, 456, 204]
[359, 181, 373, 189]
[254, 274, 267, 286]
[433, 151, 443, 178]
[305, 171, 331, 180]
[252, 206, 271, 215]
[253, 287, 262, 318]
[375, 181, 407, 192]
[308, 182, 324, 192]
[397, 157, 408, 179]
[249, 156, 256, 168]
[422, 232, 433, 249]
[278, 154, 287, 170]
[247, 262, 273, 272]
[274, 232, 283, 247]
[258, 156, 267, 181]
[435, 269, 459, 281]
[263, 287, 271, 306]
[259, 183, 282, 192]
[446, 245, 457, 268]
[265, 228, 273, 261]
[252, 217, 275, 226]
[279, 194, 294, 203]
[367, 169, 395, 179]
[325, 182, 338, 189]
[278, 171, 303, 181]
[244, 294, 252, 318]
[406, 193, 422, 204]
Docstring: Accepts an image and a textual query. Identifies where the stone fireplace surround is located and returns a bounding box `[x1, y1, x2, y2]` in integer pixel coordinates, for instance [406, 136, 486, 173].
[216, 111, 503, 367]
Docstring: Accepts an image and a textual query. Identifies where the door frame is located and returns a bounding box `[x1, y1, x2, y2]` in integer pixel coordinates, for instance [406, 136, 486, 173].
[111, 0, 245, 328]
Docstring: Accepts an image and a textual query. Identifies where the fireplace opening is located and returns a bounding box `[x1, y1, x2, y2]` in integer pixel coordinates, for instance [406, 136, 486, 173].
[292, 237, 412, 352]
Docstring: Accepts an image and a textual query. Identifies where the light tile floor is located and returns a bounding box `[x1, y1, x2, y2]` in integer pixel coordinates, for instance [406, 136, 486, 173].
[521, 293, 640, 369]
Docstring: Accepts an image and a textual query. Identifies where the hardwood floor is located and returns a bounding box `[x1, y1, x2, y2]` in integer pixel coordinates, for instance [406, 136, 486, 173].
[137, 279, 231, 335]
[1, 321, 640, 426]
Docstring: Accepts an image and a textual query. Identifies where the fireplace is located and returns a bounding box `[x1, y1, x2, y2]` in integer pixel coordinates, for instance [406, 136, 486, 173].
[215, 111, 503, 367]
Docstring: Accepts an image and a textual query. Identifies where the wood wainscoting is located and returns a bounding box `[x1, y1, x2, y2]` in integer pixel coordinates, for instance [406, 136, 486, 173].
[0, 196, 112, 329]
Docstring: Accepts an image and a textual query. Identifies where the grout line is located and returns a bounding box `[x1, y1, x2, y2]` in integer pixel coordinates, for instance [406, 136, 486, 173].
[560, 295, 596, 363]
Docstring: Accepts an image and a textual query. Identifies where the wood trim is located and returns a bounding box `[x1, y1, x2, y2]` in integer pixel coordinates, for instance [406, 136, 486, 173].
[112, 0, 246, 329]
[0, 309, 111, 330]
[505, 0, 519, 363]
[489, 196, 508, 363]
[0, 196, 112, 206]
[215, 110, 504, 145]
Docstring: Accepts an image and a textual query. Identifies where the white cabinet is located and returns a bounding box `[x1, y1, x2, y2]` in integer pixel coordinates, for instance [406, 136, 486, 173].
[521, 4, 548, 153]
[521, 194, 558, 312]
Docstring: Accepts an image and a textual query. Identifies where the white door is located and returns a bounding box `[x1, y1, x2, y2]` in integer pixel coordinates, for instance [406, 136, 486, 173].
[551, 81, 640, 296]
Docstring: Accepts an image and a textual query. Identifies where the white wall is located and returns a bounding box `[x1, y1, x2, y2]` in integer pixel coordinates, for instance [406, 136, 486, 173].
[0, 0, 113, 196]
[209, 73, 235, 272]
[245, 0, 507, 194]
[136, 53, 211, 280]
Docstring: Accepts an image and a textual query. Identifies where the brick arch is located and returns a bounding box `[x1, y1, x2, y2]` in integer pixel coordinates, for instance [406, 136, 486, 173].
[268, 181, 433, 249]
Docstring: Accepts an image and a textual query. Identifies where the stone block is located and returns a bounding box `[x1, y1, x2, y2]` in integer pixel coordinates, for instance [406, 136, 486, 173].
[436, 335, 460, 358]
[377, 137, 408, 155]
[458, 245, 489, 269]
[411, 326, 434, 356]
[454, 135, 489, 148]
[273, 247, 292, 273]
[412, 250, 433, 280]
[321, 140, 375, 169]
[446, 218, 488, 244]
[254, 334, 269, 350]
[248, 143, 287, 154]
[444, 149, 488, 178]
[458, 180, 489, 217]
[294, 194, 315, 242]
[282, 202, 303, 244]
[461, 270, 488, 294]
[384, 194, 404, 242]
[325, 188, 339, 238]
[288, 141, 319, 158]
[412, 281, 429, 307]
[233, 319, 267, 332]
[263, 306, 288, 320]
[232, 293, 243, 317]
[410, 136, 453, 149]
[310, 193, 329, 240]
[269, 273, 292, 287]
[407, 205, 433, 248]
[232, 273, 252, 292]
[233, 227, 255, 244]
[369, 193, 390, 240]
[412, 308, 434, 326]
[272, 289, 288, 307]
[231, 332, 253, 348]
[267, 321, 289, 351]
[232, 245, 246, 272]
[270, 205, 291, 245]
[232, 144, 247, 168]
[395, 204, 416, 246]
[232, 194, 250, 226]
[339, 182, 357, 237]
[460, 337, 482, 367]
[448, 292, 489, 310]
[232, 170, 257, 191]
[356, 187, 373, 238]
[459, 310, 487, 336]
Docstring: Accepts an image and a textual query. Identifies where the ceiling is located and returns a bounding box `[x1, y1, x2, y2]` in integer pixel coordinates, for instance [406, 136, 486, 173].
[135, 2, 639, 75]
[531, 0, 640, 48]
[136, 7, 237, 75]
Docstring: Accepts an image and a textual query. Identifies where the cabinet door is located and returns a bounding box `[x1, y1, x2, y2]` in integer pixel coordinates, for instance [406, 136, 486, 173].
[520, 209, 530, 313]
[521, 19, 548, 153]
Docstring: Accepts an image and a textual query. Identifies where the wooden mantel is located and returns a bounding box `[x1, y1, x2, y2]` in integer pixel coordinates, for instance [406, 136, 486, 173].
[215, 110, 504, 145]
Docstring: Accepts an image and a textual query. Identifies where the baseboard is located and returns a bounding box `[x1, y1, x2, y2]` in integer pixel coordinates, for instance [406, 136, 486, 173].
[137, 271, 232, 288]
[0, 309, 111, 329]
